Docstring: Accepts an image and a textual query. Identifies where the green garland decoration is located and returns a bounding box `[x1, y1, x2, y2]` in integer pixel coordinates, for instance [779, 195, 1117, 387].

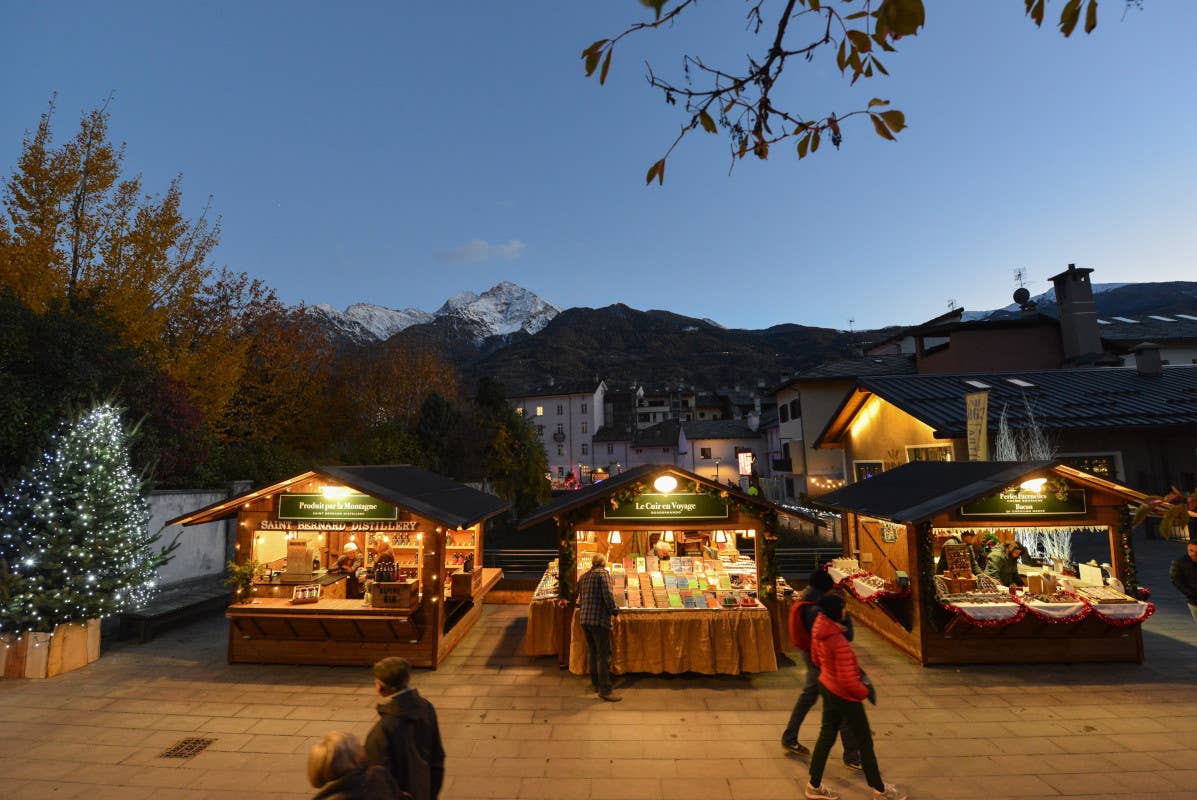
[556, 515, 578, 601]
[1116, 505, 1138, 594]
[915, 521, 943, 632]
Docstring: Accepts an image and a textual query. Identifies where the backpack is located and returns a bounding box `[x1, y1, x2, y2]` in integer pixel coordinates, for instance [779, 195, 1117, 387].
[788, 599, 816, 651]
[393, 715, 431, 800]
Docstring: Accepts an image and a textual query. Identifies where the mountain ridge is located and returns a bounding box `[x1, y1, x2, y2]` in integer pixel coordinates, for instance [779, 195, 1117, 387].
[307, 279, 1197, 395]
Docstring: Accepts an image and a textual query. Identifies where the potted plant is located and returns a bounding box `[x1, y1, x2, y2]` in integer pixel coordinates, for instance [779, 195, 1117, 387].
[226, 559, 261, 603]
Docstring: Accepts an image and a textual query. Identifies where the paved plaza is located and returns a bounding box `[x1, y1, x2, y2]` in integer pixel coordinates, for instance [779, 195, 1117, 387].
[2, 535, 1195, 800]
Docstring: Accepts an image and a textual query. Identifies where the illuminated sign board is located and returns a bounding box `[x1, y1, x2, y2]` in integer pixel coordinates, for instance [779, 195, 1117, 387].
[278, 493, 398, 521]
[603, 493, 730, 521]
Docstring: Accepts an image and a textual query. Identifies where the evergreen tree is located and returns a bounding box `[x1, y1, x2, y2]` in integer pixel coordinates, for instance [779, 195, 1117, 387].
[0, 403, 174, 634]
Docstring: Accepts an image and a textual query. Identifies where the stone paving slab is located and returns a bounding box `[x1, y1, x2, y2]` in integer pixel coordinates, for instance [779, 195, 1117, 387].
[1, 536, 1194, 799]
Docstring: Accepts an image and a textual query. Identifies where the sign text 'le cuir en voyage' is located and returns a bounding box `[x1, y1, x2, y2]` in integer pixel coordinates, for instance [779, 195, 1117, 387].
[278, 493, 398, 521]
[604, 493, 730, 521]
[960, 488, 1086, 518]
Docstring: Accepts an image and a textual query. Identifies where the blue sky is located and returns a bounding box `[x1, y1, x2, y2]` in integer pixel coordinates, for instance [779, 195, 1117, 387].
[2, 2, 1193, 330]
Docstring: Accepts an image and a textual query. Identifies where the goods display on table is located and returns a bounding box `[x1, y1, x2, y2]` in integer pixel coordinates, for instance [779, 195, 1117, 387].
[610, 554, 758, 610]
[532, 559, 559, 601]
[935, 571, 1155, 627]
[825, 557, 908, 603]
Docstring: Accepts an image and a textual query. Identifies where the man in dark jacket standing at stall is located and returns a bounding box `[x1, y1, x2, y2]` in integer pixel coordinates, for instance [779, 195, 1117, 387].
[577, 553, 621, 701]
[780, 569, 862, 770]
[366, 657, 445, 800]
[1171, 541, 1197, 624]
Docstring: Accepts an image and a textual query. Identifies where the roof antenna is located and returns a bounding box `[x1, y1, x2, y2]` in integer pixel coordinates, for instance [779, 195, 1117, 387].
[1014, 268, 1028, 288]
[947, 299, 958, 311]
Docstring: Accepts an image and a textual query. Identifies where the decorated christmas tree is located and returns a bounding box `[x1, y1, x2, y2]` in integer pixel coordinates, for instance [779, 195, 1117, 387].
[0, 404, 175, 634]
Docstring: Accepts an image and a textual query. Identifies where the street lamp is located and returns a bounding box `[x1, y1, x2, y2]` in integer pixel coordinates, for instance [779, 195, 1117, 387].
[714, 456, 721, 482]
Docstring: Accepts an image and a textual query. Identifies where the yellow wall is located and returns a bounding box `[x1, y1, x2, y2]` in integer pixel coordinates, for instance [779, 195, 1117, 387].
[843, 395, 960, 477]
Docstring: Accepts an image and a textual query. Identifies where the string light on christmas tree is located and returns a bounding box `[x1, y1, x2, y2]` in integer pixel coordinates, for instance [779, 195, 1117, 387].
[0, 403, 176, 637]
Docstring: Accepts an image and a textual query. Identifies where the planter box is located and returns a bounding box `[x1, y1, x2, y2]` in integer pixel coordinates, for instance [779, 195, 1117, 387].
[1, 619, 100, 679]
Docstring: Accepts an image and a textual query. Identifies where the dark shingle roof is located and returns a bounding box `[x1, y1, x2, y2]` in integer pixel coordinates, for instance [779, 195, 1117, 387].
[1096, 315, 1197, 346]
[681, 419, 761, 440]
[636, 420, 681, 447]
[509, 381, 603, 399]
[854, 366, 1197, 438]
[517, 463, 820, 529]
[788, 355, 916, 384]
[169, 465, 509, 529]
[811, 461, 1054, 523]
[318, 466, 509, 528]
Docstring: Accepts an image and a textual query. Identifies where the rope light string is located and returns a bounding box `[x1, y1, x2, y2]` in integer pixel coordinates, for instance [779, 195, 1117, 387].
[0, 404, 172, 638]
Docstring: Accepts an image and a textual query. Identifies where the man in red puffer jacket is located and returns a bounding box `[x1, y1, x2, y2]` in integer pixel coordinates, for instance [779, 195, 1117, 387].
[803, 594, 907, 800]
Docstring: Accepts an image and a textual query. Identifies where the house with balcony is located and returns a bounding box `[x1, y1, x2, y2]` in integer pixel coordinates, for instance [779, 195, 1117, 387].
[678, 418, 764, 488]
[510, 380, 606, 484]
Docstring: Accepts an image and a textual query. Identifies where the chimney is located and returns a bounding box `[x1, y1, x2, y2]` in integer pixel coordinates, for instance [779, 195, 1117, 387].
[747, 411, 760, 432]
[1049, 264, 1102, 363]
[1134, 342, 1163, 377]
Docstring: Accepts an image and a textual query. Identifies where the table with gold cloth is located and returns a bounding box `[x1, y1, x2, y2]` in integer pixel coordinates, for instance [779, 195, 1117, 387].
[568, 607, 778, 675]
[523, 597, 562, 656]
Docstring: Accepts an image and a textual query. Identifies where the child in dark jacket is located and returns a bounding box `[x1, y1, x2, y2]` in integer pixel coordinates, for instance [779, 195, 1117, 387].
[804, 594, 907, 800]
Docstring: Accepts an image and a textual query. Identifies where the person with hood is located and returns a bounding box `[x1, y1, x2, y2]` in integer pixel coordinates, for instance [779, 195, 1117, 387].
[1171, 540, 1197, 623]
[984, 541, 1027, 587]
[780, 570, 862, 771]
[804, 594, 906, 800]
[365, 657, 445, 800]
[307, 731, 397, 800]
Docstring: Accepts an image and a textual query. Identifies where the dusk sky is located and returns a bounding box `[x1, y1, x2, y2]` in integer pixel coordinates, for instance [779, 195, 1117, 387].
[3, 2, 1192, 331]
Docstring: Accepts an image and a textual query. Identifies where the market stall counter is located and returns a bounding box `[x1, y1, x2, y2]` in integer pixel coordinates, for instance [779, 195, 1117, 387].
[518, 464, 822, 673]
[812, 461, 1152, 665]
[169, 465, 509, 668]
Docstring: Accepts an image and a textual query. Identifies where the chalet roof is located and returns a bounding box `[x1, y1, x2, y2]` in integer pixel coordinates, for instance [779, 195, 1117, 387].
[1095, 315, 1197, 346]
[509, 381, 604, 399]
[815, 365, 1197, 447]
[167, 465, 510, 529]
[775, 355, 916, 391]
[810, 461, 1146, 525]
[681, 419, 760, 440]
[517, 463, 820, 529]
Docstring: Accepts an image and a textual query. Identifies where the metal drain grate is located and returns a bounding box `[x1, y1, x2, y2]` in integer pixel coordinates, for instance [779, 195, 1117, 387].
[159, 737, 216, 758]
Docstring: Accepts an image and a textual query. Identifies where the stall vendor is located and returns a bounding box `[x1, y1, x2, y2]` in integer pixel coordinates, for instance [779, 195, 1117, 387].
[372, 539, 397, 582]
[372, 539, 396, 565]
[334, 541, 364, 573]
[985, 541, 1027, 587]
[653, 537, 674, 562]
[935, 531, 981, 575]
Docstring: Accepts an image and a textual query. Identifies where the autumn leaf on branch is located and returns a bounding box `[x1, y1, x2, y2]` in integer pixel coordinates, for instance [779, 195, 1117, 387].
[583, 0, 1117, 185]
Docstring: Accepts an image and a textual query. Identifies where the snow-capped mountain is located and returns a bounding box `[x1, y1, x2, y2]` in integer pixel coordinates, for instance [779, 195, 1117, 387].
[436, 281, 561, 337]
[962, 283, 1132, 321]
[310, 282, 560, 345]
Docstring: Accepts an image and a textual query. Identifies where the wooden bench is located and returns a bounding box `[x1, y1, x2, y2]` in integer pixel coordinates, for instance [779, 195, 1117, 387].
[119, 575, 231, 643]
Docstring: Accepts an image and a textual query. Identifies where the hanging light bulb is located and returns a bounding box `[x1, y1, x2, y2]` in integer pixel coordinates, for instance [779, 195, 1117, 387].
[610, 531, 622, 544]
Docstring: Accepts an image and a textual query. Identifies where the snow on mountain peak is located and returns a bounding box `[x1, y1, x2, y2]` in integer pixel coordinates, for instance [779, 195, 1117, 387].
[312, 282, 560, 343]
[437, 281, 562, 337]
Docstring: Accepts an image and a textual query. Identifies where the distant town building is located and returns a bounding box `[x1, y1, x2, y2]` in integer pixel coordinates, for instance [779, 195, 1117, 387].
[509, 381, 606, 485]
